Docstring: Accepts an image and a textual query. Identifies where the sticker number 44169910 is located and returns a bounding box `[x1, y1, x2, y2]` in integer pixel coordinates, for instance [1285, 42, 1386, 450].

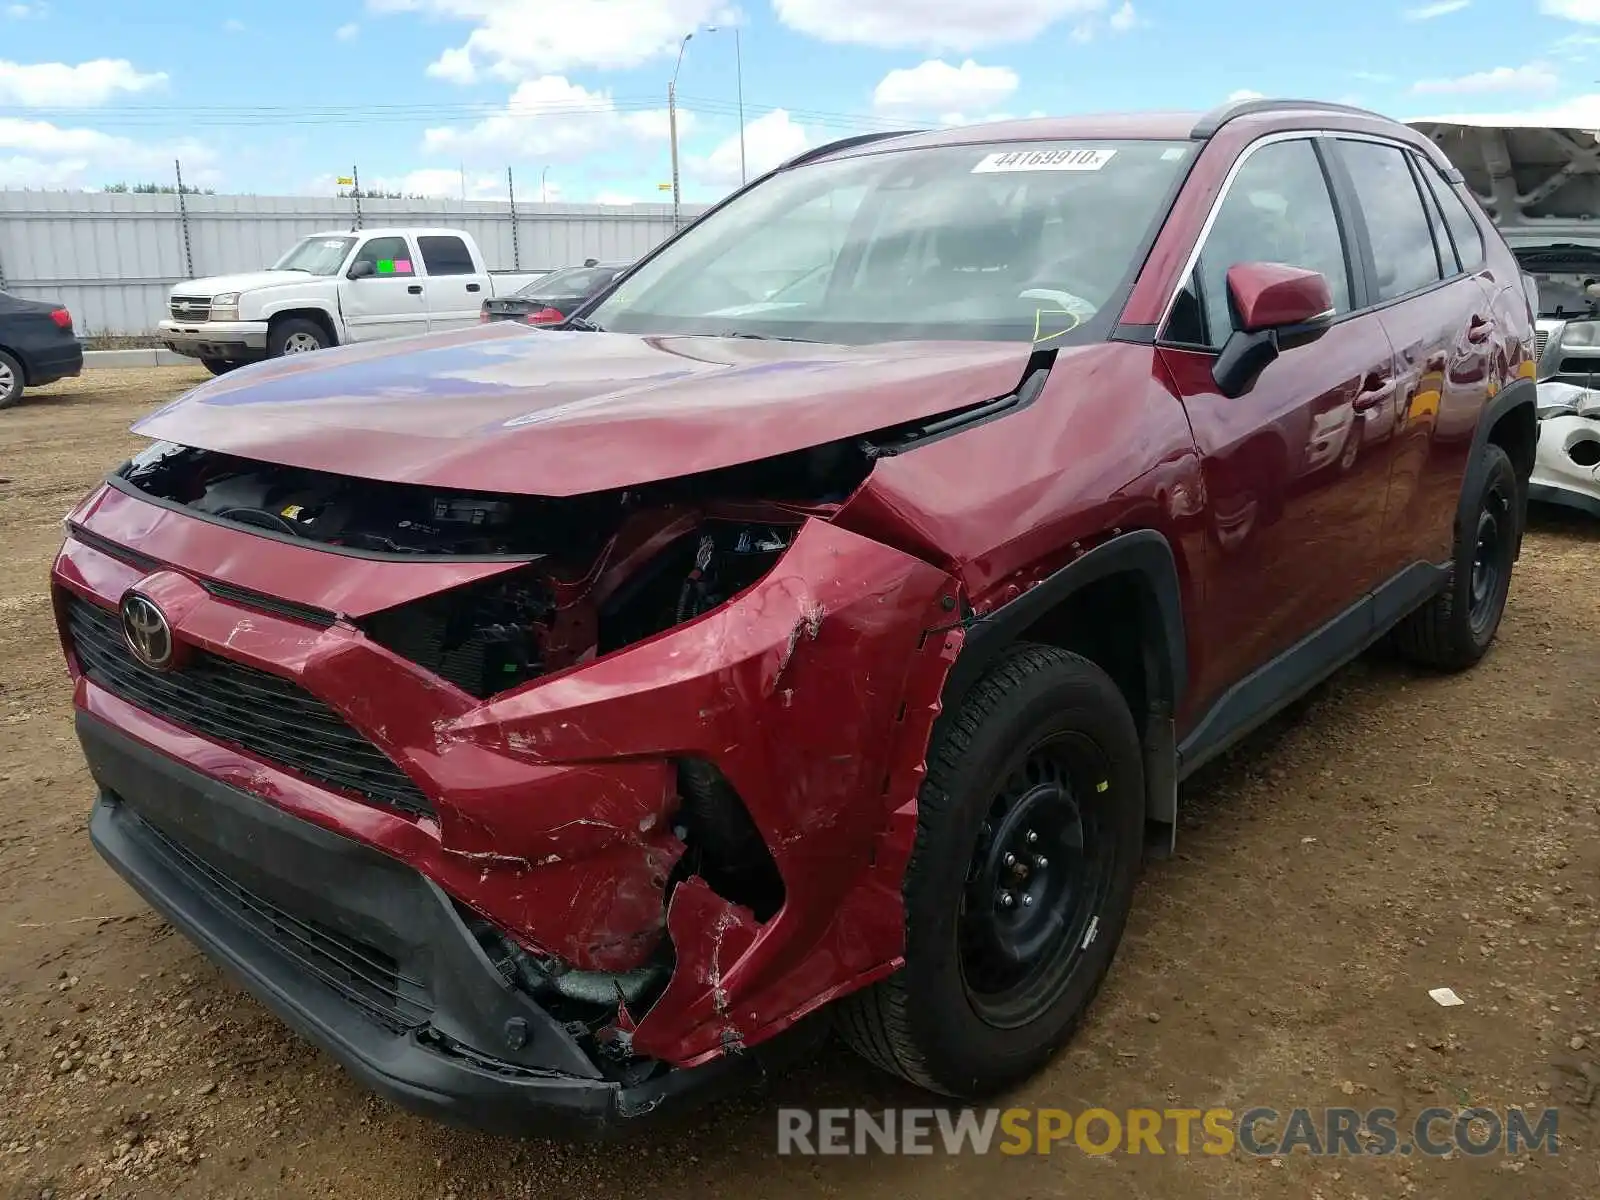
[971, 147, 1117, 173]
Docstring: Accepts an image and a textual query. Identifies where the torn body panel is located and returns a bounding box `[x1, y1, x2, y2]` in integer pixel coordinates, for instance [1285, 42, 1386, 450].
[56, 502, 961, 1067]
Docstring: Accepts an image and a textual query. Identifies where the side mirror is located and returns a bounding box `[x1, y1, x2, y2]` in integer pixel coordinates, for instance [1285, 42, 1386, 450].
[1213, 262, 1336, 398]
[348, 260, 375, 280]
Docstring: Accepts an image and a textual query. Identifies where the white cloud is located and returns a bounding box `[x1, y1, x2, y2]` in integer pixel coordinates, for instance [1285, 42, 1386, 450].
[0, 58, 168, 107]
[1541, 1, 1600, 22]
[773, 0, 1111, 50]
[872, 59, 1019, 118]
[690, 108, 809, 188]
[421, 75, 684, 164]
[223, 18, 246, 32]
[0, 116, 215, 189]
[1403, 1, 1469, 19]
[1411, 63, 1561, 95]
[371, 0, 728, 78]
[1405, 92, 1600, 126]
[1108, 1, 1139, 31]
[1228, 88, 1266, 101]
[336, 21, 360, 39]
[5, 4, 43, 17]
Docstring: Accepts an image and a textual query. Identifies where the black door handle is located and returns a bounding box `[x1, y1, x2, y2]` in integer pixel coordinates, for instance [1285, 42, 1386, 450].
[466, 283, 481, 293]
[407, 284, 423, 295]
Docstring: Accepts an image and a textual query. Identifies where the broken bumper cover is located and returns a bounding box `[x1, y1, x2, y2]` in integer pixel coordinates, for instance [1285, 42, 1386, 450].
[81, 712, 772, 1138]
[1530, 388, 1600, 517]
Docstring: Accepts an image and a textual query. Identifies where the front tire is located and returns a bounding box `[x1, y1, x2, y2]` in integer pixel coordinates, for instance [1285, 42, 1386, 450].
[0, 349, 24, 409]
[267, 318, 329, 358]
[838, 644, 1145, 1097]
[200, 357, 244, 376]
[1393, 443, 1519, 671]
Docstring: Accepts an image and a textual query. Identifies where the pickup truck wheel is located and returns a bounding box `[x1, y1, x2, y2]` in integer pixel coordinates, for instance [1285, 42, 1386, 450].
[837, 643, 1144, 1098]
[0, 350, 22, 409]
[200, 358, 244, 376]
[1393, 443, 1518, 672]
[268, 319, 328, 357]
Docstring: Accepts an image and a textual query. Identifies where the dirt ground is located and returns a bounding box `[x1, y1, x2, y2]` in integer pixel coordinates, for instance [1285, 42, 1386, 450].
[1, 367, 1598, 1200]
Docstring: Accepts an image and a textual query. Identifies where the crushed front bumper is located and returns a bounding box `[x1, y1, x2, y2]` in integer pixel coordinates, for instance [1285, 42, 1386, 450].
[81, 712, 783, 1138]
[1530, 406, 1600, 518]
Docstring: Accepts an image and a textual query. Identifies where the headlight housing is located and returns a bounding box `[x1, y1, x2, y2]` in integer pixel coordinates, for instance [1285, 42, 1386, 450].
[1561, 319, 1600, 349]
[209, 292, 240, 321]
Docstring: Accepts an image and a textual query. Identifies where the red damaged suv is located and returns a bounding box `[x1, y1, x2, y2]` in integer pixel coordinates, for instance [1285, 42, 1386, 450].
[53, 99, 1537, 1136]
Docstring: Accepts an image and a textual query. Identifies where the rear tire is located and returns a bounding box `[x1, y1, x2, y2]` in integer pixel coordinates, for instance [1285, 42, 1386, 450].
[1393, 443, 1519, 671]
[267, 318, 329, 358]
[0, 350, 24, 409]
[838, 643, 1145, 1097]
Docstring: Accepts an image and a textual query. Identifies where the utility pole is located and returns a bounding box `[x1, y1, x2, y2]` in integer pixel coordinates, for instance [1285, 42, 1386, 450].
[540, 165, 549, 204]
[507, 166, 520, 270]
[707, 24, 746, 185]
[173, 158, 194, 279]
[351, 164, 362, 230]
[670, 33, 692, 230]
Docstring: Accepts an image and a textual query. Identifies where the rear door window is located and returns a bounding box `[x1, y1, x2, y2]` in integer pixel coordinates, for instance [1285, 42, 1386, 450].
[418, 235, 477, 276]
[1418, 164, 1487, 272]
[1336, 138, 1444, 301]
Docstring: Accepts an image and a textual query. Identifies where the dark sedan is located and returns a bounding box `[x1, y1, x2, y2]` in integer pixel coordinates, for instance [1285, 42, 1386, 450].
[0, 290, 83, 409]
[479, 260, 629, 326]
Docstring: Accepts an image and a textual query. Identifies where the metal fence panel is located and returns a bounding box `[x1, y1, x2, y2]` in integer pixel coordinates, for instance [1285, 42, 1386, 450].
[0, 191, 709, 335]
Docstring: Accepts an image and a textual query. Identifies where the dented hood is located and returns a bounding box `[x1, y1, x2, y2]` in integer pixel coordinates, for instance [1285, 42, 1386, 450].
[133, 322, 1038, 496]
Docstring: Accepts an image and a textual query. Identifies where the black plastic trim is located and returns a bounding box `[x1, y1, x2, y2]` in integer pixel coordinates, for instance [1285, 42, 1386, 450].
[777, 129, 924, 171]
[79, 712, 784, 1139]
[1177, 560, 1447, 777]
[863, 352, 1055, 457]
[1530, 481, 1600, 518]
[945, 529, 1189, 717]
[1190, 97, 1394, 140]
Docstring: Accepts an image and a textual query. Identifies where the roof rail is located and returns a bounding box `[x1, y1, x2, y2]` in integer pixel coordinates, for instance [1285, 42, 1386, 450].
[778, 129, 923, 171]
[1190, 97, 1393, 139]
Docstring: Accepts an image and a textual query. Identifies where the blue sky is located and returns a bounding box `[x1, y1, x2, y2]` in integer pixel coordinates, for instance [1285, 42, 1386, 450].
[2, 0, 1599, 204]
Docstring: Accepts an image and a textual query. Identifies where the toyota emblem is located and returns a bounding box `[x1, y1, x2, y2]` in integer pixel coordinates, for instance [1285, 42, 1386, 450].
[121, 592, 174, 670]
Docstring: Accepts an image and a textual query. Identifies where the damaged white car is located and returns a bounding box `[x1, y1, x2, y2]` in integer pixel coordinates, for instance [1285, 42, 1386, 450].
[1410, 117, 1600, 517]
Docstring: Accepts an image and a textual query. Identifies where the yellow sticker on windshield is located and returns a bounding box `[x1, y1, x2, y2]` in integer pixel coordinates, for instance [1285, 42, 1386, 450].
[1032, 308, 1083, 345]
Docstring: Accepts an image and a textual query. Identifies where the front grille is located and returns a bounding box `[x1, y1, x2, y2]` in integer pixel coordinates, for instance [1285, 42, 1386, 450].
[65, 594, 434, 819]
[137, 811, 433, 1030]
[169, 296, 211, 322]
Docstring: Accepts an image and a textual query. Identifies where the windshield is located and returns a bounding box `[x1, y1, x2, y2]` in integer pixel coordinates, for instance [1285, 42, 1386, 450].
[272, 236, 357, 275]
[516, 265, 621, 300]
[587, 140, 1193, 345]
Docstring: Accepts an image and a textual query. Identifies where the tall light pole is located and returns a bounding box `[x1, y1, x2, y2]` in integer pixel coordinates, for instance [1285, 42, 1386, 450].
[540, 165, 549, 204]
[705, 24, 746, 185]
[669, 32, 692, 230]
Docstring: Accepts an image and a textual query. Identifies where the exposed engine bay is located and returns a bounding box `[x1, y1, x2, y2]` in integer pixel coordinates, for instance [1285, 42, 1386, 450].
[1515, 244, 1600, 319]
[116, 439, 847, 699]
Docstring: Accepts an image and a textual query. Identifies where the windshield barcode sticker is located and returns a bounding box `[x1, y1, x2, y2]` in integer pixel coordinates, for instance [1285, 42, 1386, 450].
[972, 148, 1116, 173]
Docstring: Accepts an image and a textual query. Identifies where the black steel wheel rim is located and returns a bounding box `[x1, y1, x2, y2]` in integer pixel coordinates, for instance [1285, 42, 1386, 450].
[957, 731, 1117, 1030]
[1468, 484, 1511, 636]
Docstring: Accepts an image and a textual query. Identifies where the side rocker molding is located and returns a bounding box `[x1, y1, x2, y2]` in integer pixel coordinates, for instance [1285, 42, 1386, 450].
[943, 529, 1189, 855]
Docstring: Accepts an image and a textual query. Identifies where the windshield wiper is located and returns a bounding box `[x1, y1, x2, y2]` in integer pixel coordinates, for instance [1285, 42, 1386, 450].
[714, 330, 819, 343]
[562, 315, 604, 331]
[1517, 244, 1600, 263]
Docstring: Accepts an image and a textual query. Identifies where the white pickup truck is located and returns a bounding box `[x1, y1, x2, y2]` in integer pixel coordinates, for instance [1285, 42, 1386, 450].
[157, 227, 546, 374]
